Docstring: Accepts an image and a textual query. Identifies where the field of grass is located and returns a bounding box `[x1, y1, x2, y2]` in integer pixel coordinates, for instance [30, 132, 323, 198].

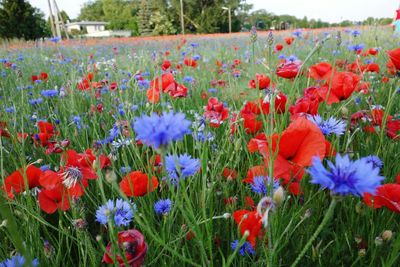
[0, 26, 400, 266]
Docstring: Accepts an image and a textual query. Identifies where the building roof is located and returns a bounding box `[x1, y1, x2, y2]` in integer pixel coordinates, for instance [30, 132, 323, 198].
[66, 21, 109, 26]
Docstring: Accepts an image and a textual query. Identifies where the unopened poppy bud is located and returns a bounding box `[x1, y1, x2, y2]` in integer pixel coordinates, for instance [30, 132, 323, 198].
[31, 159, 43, 165]
[96, 235, 102, 242]
[358, 248, 366, 257]
[341, 106, 349, 116]
[374, 237, 383, 246]
[273, 186, 285, 206]
[105, 169, 117, 183]
[222, 213, 231, 219]
[243, 230, 250, 238]
[0, 220, 7, 227]
[382, 230, 393, 241]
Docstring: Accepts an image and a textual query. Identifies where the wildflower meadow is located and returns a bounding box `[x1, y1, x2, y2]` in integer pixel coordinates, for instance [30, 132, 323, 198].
[1, 26, 400, 266]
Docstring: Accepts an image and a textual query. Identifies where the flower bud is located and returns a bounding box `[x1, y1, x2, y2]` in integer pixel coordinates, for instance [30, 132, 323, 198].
[382, 230, 393, 241]
[358, 248, 366, 257]
[222, 213, 231, 219]
[374, 236, 383, 246]
[273, 186, 285, 206]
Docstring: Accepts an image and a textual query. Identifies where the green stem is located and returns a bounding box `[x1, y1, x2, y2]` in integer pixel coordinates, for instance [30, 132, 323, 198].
[291, 198, 337, 267]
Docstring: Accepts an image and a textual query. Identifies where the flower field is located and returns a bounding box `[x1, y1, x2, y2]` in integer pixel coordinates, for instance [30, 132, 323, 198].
[0, 26, 400, 266]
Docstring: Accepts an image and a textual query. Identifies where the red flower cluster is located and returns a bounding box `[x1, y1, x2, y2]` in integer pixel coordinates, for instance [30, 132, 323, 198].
[146, 73, 188, 103]
[120, 171, 158, 197]
[351, 108, 400, 140]
[248, 117, 328, 193]
[204, 97, 229, 127]
[103, 229, 147, 266]
[31, 72, 48, 83]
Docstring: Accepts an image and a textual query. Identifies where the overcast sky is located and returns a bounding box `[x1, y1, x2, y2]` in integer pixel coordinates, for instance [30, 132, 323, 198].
[30, 0, 398, 23]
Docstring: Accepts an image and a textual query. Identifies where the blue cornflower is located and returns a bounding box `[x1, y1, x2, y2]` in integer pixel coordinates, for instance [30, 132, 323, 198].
[165, 153, 200, 185]
[132, 111, 191, 149]
[5, 107, 15, 113]
[154, 199, 173, 215]
[307, 115, 346, 136]
[308, 154, 384, 196]
[293, 29, 302, 37]
[192, 54, 201, 61]
[351, 30, 361, 37]
[365, 155, 383, 169]
[183, 76, 194, 83]
[348, 43, 365, 52]
[72, 116, 82, 130]
[250, 176, 280, 195]
[95, 199, 135, 227]
[208, 88, 218, 93]
[287, 55, 298, 62]
[50, 36, 61, 43]
[137, 79, 150, 90]
[40, 165, 51, 171]
[120, 166, 131, 174]
[0, 254, 39, 267]
[231, 240, 255, 256]
[41, 89, 58, 98]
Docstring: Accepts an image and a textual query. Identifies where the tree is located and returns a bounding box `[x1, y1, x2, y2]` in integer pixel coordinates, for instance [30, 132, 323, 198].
[138, 0, 152, 35]
[78, 0, 105, 21]
[0, 0, 49, 40]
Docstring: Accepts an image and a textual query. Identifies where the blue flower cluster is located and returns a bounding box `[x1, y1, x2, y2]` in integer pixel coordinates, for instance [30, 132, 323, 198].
[154, 199, 173, 215]
[0, 254, 39, 267]
[231, 240, 255, 256]
[308, 154, 384, 196]
[132, 111, 191, 149]
[307, 115, 346, 136]
[95, 199, 135, 227]
[165, 153, 200, 185]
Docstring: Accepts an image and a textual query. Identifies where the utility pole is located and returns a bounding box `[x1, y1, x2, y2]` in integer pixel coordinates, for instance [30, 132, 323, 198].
[222, 6, 231, 33]
[47, 0, 56, 37]
[53, 0, 61, 38]
[180, 0, 185, 34]
[53, 0, 69, 39]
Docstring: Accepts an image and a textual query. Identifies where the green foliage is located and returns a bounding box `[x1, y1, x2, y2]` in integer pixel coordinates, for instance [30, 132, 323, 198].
[150, 11, 177, 35]
[0, 0, 49, 40]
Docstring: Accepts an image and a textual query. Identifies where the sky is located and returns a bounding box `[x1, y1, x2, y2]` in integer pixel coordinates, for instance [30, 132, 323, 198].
[30, 0, 398, 23]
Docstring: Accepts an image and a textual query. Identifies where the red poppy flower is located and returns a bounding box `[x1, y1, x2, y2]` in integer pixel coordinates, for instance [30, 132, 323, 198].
[31, 72, 48, 83]
[248, 117, 326, 183]
[362, 63, 380, 73]
[318, 71, 361, 104]
[204, 97, 229, 127]
[308, 62, 333, 81]
[248, 74, 271, 90]
[222, 167, 237, 180]
[240, 99, 270, 134]
[0, 121, 10, 138]
[146, 73, 176, 103]
[386, 61, 397, 76]
[120, 171, 158, 197]
[275, 44, 283, 51]
[34, 121, 57, 147]
[2, 165, 42, 199]
[183, 58, 197, 68]
[387, 48, 400, 71]
[276, 60, 301, 79]
[288, 95, 320, 120]
[38, 184, 71, 214]
[103, 229, 147, 266]
[285, 37, 294, 45]
[77, 78, 91, 91]
[161, 59, 171, 71]
[364, 184, 400, 213]
[233, 209, 263, 247]
[368, 48, 378, 56]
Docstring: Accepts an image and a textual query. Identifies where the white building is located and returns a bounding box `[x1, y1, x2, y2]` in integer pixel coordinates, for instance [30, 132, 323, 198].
[66, 21, 108, 34]
[65, 21, 131, 38]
